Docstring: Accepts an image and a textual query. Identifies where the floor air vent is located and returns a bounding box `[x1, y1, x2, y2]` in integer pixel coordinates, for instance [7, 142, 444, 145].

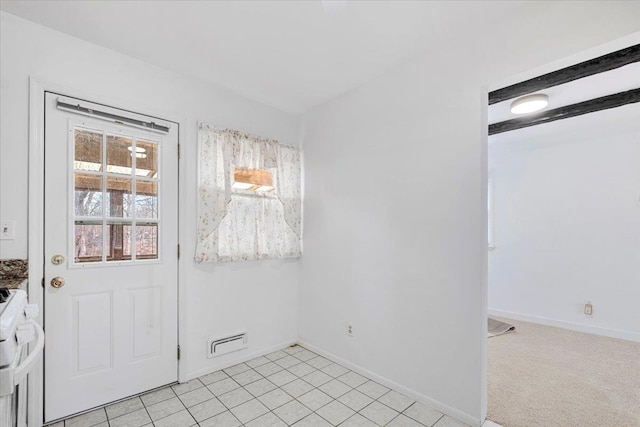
[207, 332, 248, 358]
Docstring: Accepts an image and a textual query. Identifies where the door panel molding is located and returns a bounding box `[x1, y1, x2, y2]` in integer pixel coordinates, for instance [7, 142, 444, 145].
[131, 287, 163, 360]
[73, 291, 114, 373]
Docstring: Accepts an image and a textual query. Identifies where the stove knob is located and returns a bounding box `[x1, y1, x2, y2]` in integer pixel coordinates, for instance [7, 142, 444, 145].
[0, 288, 10, 303]
[16, 323, 35, 346]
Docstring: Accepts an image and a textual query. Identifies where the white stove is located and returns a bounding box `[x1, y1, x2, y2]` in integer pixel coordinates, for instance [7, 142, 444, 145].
[0, 289, 44, 427]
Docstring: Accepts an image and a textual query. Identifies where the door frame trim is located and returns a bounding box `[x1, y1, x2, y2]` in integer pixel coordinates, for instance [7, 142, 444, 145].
[28, 76, 188, 426]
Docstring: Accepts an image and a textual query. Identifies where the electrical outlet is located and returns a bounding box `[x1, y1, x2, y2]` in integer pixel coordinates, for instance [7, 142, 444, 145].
[584, 303, 593, 316]
[0, 220, 15, 240]
[347, 323, 353, 337]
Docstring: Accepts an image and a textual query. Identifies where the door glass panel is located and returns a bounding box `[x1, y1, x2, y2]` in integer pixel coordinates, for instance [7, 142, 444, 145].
[106, 177, 133, 218]
[106, 135, 133, 175]
[135, 180, 158, 219]
[123, 225, 132, 257]
[136, 223, 158, 259]
[74, 222, 103, 263]
[74, 129, 103, 172]
[107, 222, 132, 261]
[72, 125, 161, 264]
[74, 173, 103, 217]
[136, 140, 159, 178]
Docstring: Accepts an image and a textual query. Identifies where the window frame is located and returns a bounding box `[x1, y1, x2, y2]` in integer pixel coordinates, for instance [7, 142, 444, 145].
[68, 119, 162, 267]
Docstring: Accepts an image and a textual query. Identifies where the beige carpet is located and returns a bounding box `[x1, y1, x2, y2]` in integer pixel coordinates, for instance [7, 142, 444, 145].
[488, 317, 640, 427]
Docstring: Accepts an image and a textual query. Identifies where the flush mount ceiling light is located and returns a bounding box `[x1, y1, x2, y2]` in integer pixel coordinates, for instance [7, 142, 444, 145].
[510, 93, 549, 115]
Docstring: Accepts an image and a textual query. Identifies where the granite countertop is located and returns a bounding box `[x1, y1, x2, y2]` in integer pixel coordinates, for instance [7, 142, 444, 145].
[1, 259, 29, 290]
[1, 277, 28, 290]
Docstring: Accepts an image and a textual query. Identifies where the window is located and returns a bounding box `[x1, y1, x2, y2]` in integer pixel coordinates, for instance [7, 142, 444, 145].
[195, 125, 301, 262]
[73, 126, 159, 263]
[232, 167, 276, 194]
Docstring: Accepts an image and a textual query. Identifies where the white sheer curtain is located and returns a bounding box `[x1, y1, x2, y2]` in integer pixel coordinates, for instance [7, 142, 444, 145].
[195, 123, 302, 262]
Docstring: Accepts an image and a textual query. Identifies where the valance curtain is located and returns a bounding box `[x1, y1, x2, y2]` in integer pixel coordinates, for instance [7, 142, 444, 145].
[195, 123, 302, 262]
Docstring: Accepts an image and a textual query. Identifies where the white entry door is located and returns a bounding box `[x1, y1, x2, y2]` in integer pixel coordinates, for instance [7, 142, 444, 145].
[43, 93, 179, 422]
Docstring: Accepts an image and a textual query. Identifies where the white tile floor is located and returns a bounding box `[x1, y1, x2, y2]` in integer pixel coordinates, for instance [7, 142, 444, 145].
[52, 345, 470, 427]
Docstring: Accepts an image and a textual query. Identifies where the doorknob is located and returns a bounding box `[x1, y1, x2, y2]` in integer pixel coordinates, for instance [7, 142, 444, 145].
[51, 254, 65, 265]
[51, 277, 65, 288]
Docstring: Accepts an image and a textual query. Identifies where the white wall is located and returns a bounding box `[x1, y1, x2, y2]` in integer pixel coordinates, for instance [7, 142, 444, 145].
[299, 2, 640, 425]
[488, 105, 640, 341]
[0, 11, 299, 378]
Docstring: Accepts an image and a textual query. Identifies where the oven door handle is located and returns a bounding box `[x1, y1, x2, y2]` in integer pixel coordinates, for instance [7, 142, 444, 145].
[14, 319, 45, 384]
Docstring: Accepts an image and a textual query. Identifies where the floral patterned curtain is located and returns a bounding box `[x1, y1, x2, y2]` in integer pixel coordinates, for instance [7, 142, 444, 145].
[195, 123, 302, 262]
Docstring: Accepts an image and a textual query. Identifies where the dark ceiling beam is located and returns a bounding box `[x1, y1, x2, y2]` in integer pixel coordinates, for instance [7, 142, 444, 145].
[488, 88, 640, 136]
[489, 45, 640, 105]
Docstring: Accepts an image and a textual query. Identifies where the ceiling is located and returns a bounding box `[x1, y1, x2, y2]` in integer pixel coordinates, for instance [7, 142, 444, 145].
[489, 101, 640, 147]
[0, 0, 528, 114]
[488, 62, 640, 125]
[487, 56, 640, 143]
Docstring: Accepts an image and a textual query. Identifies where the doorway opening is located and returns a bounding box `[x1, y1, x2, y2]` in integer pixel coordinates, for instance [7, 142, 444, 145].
[485, 43, 640, 426]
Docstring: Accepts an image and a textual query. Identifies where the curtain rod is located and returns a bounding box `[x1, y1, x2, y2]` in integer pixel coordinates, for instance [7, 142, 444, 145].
[57, 99, 170, 134]
[199, 122, 299, 150]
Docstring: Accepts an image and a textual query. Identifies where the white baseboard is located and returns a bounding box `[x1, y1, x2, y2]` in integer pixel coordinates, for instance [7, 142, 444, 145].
[488, 309, 640, 343]
[185, 338, 298, 381]
[298, 340, 482, 427]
